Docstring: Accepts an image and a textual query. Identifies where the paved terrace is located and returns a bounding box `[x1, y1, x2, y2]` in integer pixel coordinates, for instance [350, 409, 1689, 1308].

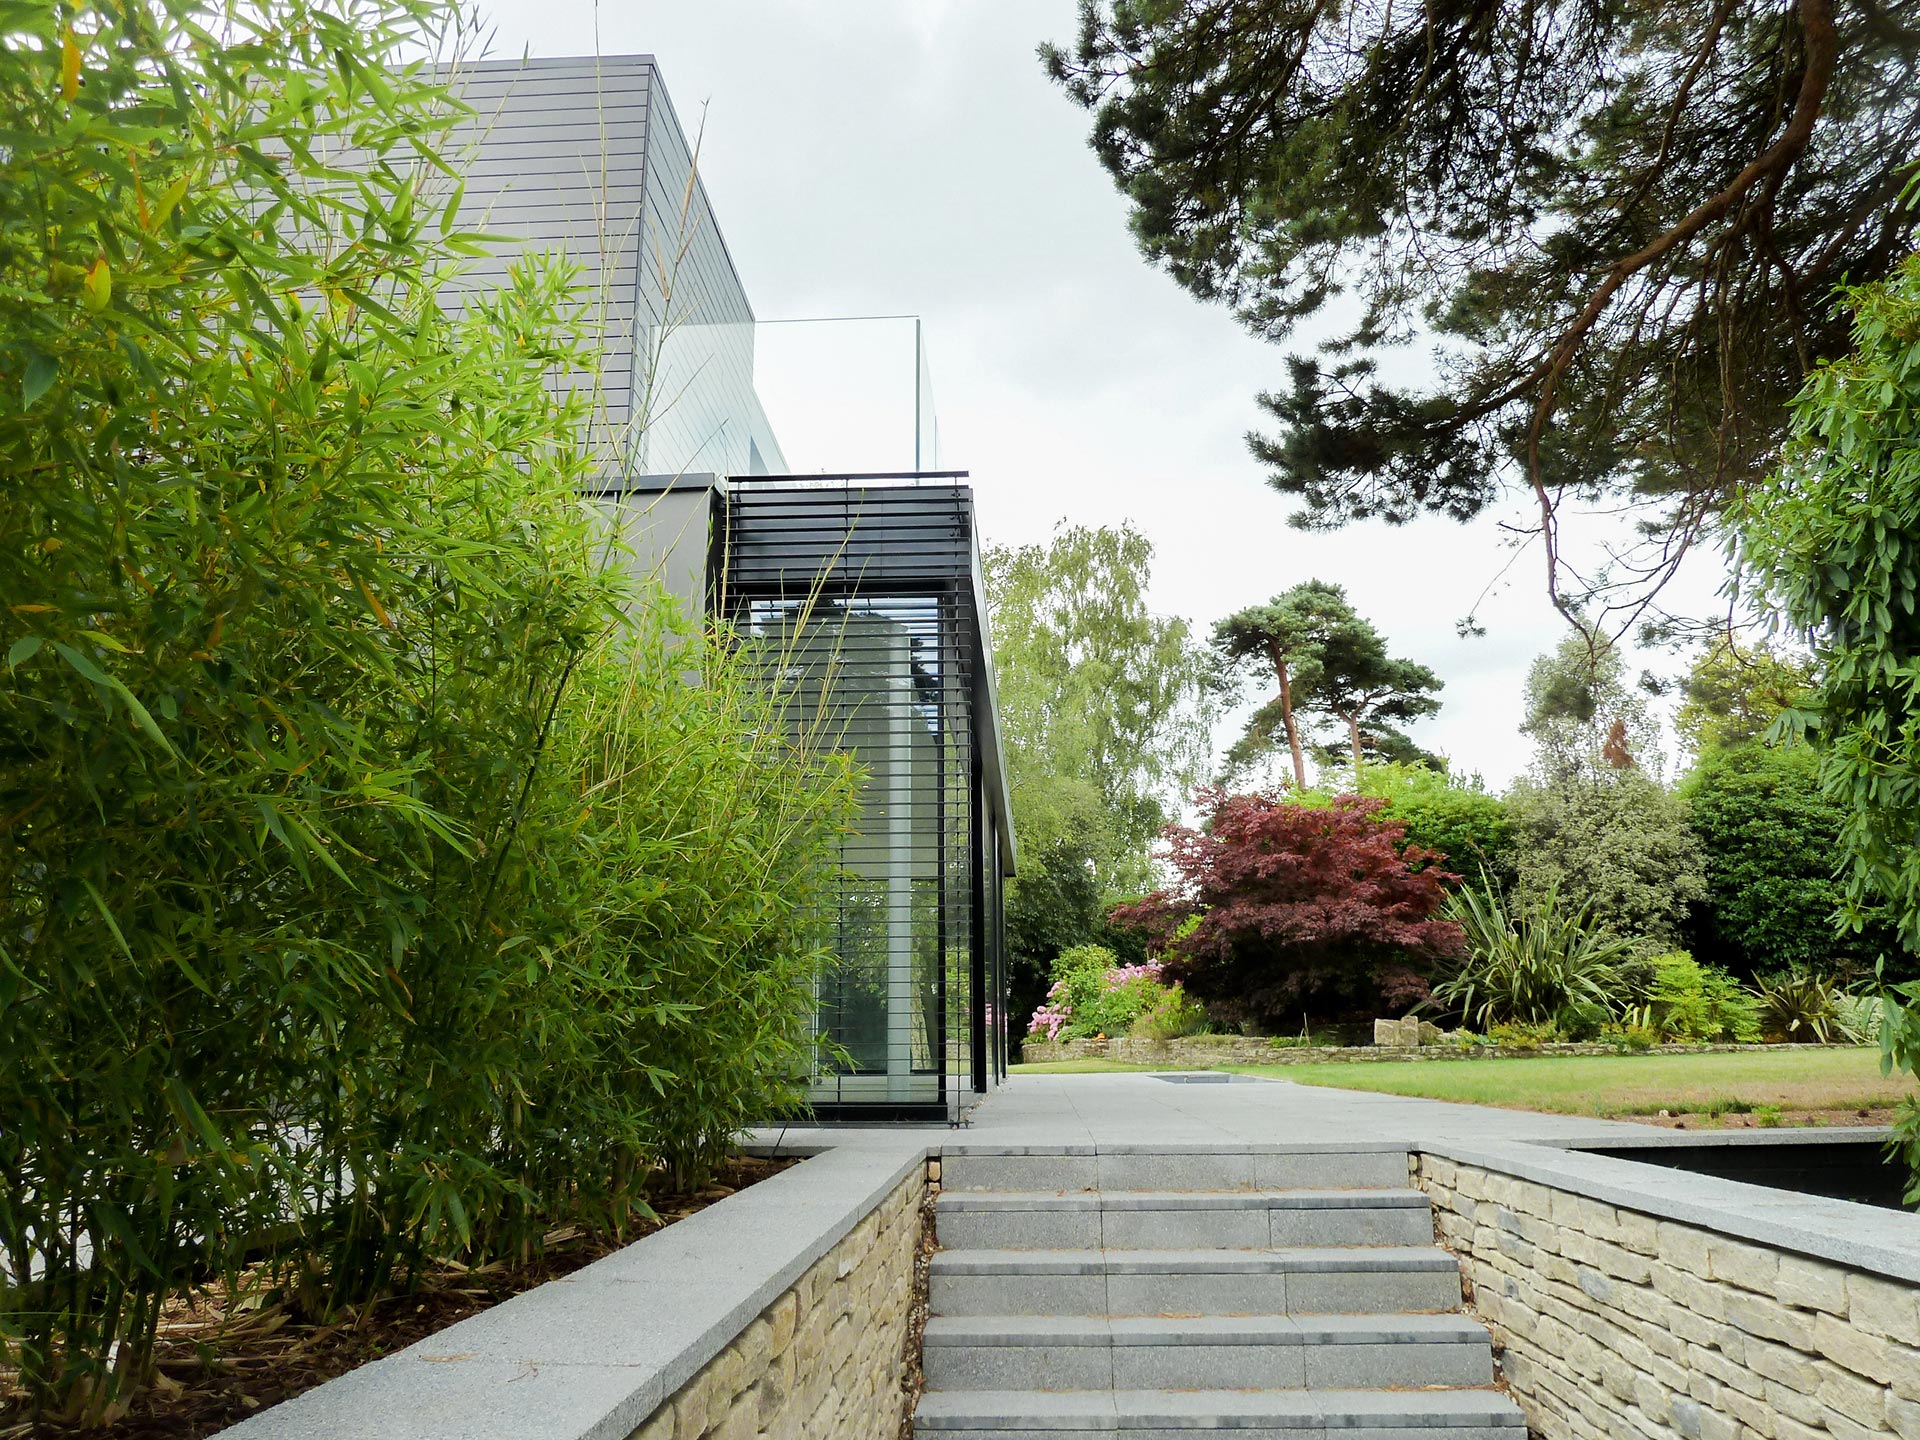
[767, 1072, 1917, 1284]
[766, 1070, 1654, 1153]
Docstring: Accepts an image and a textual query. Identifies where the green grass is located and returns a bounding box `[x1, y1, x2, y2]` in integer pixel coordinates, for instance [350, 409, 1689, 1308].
[1010, 1048, 1917, 1119]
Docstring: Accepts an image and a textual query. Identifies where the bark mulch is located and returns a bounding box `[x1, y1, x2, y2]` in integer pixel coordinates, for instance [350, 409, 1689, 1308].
[894, 1170, 939, 1440]
[2, 1156, 795, 1440]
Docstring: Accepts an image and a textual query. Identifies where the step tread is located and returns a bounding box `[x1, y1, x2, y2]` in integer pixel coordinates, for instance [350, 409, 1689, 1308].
[914, 1387, 1526, 1429]
[923, 1314, 1490, 1348]
[931, 1247, 1459, 1276]
[937, 1189, 1429, 1212]
[940, 1144, 1411, 1157]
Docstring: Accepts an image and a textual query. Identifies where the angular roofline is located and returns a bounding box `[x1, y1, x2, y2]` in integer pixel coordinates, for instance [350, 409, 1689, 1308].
[447, 53, 761, 324]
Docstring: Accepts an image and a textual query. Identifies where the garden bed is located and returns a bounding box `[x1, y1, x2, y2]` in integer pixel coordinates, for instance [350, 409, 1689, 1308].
[0, 1156, 795, 1440]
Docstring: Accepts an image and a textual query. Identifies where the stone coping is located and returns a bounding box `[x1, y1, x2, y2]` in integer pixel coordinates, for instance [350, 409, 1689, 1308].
[223, 1134, 934, 1440]
[1418, 1134, 1920, 1286]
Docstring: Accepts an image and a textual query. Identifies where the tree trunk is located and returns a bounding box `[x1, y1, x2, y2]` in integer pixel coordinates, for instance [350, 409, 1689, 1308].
[1346, 712, 1363, 775]
[1269, 643, 1307, 790]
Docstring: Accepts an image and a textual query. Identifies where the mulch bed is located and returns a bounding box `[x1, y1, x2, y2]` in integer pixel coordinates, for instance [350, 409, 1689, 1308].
[894, 1175, 939, 1440]
[1, 1156, 795, 1440]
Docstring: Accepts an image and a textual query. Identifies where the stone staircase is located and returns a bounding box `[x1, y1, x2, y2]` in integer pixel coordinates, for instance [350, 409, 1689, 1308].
[914, 1146, 1526, 1440]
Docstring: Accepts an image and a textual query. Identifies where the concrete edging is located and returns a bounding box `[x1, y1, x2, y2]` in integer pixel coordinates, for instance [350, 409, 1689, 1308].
[224, 1134, 937, 1440]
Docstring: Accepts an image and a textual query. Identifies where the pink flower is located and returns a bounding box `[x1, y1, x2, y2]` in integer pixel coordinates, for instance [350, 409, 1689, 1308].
[1101, 960, 1164, 991]
[1028, 982, 1074, 1040]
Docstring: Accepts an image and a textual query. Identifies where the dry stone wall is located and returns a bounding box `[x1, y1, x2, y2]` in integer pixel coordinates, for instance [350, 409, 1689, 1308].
[629, 1162, 928, 1440]
[1020, 1035, 1842, 1067]
[1416, 1154, 1920, 1440]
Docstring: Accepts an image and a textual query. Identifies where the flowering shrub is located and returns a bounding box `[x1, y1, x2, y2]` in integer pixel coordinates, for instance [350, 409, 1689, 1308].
[1029, 980, 1076, 1040]
[1026, 946, 1204, 1041]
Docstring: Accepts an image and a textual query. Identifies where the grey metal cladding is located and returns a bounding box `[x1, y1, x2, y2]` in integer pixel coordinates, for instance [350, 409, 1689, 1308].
[439, 54, 655, 428]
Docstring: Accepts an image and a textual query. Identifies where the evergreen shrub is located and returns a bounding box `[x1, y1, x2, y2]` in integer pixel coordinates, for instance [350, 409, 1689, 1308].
[1631, 952, 1763, 1043]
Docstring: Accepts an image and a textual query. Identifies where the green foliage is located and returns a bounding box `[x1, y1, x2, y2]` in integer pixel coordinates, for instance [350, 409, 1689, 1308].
[1308, 607, 1443, 777]
[1004, 839, 1136, 1039]
[985, 522, 1211, 897]
[1675, 641, 1816, 759]
[1732, 254, 1920, 1195]
[1681, 742, 1896, 978]
[989, 524, 1208, 1028]
[1487, 1020, 1560, 1051]
[1042, 3, 1919, 625]
[1633, 953, 1762, 1044]
[1754, 971, 1846, 1045]
[1132, 983, 1211, 1041]
[1881, 980, 1920, 1205]
[1435, 879, 1637, 1032]
[1508, 772, 1706, 949]
[1523, 633, 1663, 782]
[1833, 991, 1886, 1046]
[1215, 580, 1350, 789]
[0, 2, 854, 1417]
[1357, 765, 1515, 889]
[1599, 1023, 1660, 1053]
[1732, 253, 1920, 949]
[1289, 765, 1514, 888]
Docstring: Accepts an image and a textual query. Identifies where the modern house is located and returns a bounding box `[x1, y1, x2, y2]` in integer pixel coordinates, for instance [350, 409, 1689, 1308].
[439, 54, 1015, 1121]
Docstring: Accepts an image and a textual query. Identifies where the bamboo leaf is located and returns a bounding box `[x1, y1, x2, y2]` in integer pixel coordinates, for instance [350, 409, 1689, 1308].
[53, 642, 175, 755]
[22, 348, 55, 408]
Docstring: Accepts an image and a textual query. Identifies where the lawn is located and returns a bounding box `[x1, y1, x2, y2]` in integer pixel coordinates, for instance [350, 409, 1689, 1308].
[1011, 1049, 1918, 1121]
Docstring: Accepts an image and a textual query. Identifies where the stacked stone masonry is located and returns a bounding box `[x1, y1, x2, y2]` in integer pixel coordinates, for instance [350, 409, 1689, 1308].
[1415, 1155, 1920, 1440]
[1019, 1036, 1850, 1067]
[628, 1163, 928, 1440]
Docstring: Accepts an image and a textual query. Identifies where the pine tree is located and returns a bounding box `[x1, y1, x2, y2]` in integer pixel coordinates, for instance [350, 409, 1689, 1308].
[1044, 1, 1920, 625]
[1215, 582, 1441, 783]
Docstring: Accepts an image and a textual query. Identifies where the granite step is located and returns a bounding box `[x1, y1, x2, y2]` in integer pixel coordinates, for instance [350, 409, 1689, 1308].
[940, 1149, 1409, 1195]
[920, 1313, 1495, 1390]
[928, 1247, 1464, 1317]
[919, 1143, 1514, 1440]
[934, 1189, 1434, 1250]
[912, 1386, 1527, 1440]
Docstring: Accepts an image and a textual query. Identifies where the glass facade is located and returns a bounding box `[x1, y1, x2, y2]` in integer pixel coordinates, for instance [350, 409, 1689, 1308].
[724, 478, 1012, 1120]
[626, 74, 786, 480]
[632, 321, 786, 479]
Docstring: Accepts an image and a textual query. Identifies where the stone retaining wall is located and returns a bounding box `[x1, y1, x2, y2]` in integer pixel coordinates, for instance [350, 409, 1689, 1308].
[1416, 1154, 1920, 1440]
[1020, 1036, 1848, 1067]
[629, 1162, 929, 1440]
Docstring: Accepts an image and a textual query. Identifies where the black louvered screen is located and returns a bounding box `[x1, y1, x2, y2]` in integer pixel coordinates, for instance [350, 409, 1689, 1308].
[721, 478, 982, 1121]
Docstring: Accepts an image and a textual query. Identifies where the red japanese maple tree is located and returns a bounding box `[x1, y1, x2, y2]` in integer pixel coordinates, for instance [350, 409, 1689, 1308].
[1110, 790, 1465, 1029]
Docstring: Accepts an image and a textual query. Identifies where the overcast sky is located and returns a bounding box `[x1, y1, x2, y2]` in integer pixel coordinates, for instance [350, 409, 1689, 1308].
[478, 0, 1729, 788]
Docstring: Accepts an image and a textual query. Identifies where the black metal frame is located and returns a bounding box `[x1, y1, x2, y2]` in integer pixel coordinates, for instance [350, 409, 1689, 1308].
[716, 472, 1008, 1123]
